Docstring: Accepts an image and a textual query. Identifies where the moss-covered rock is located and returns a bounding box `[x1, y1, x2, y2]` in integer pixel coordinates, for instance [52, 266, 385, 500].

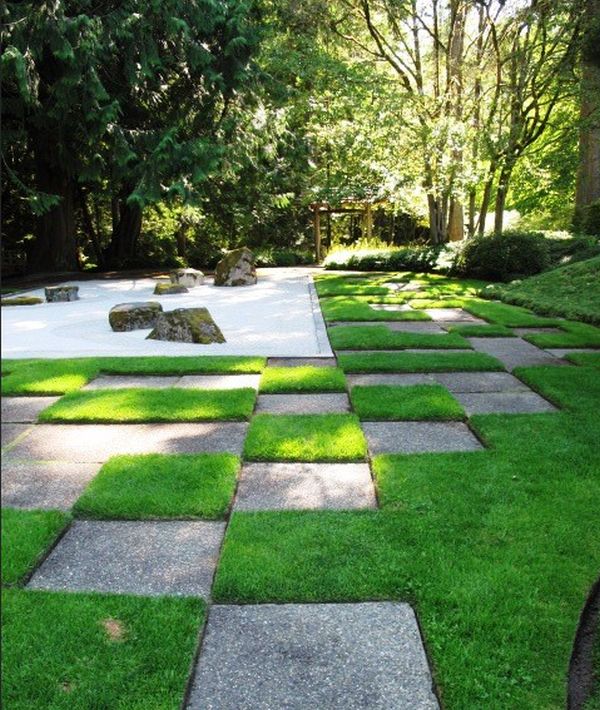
[109, 302, 163, 332]
[169, 268, 204, 288]
[214, 248, 257, 286]
[153, 283, 189, 295]
[147, 308, 226, 343]
[45, 286, 79, 302]
[1, 296, 43, 307]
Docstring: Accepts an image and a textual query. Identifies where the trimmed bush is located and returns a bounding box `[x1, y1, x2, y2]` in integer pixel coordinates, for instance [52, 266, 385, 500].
[455, 231, 550, 281]
[323, 244, 440, 272]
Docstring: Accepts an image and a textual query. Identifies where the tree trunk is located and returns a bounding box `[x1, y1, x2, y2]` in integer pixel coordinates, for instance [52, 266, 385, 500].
[79, 187, 106, 270]
[575, 0, 600, 225]
[448, 200, 464, 241]
[30, 140, 79, 273]
[176, 226, 187, 258]
[107, 193, 143, 266]
[494, 163, 514, 236]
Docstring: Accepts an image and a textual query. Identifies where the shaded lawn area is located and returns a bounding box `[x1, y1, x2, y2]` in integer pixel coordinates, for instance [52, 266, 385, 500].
[319, 297, 431, 322]
[244, 413, 367, 461]
[1, 509, 71, 586]
[73, 453, 239, 520]
[567, 352, 600, 368]
[463, 300, 561, 327]
[328, 325, 470, 350]
[213, 365, 600, 708]
[38, 387, 256, 422]
[2, 589, 205, 710]
[259, 366, 347, 393]
[521, 321, 600, 349]
[338, 351, 504, 373]
[350, 384, 465, 421]
[1, 356, 266, 396]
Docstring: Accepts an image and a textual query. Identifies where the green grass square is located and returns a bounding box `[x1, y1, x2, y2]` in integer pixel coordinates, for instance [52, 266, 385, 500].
[463, 300, 560, 327]
[38, 388, 256, 423]
[259, 366, 346, 393]
[1, 588, 204, 709]
[319, 297, 431, 322]
[350, 384, 465, 420]
[522, 321, 600, 349]
[338, 351, 504, 373]
[328, 325, 470, 350]
[73, 454, 239, 520]
[2, 508, 71, 586]
[243, 414, 367, 461]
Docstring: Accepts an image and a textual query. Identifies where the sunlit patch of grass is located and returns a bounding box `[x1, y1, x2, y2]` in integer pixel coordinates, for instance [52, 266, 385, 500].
[350, 384, 465, 420]
[328, 325, 470, 350]
[319, 297, 431, 322]
[338, 351, 504, 373]
[259, 366, 346, 393]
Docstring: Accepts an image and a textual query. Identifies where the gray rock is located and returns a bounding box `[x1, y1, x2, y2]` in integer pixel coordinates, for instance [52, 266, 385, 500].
[214, 247, 257, 286]
[170, 268, 204, 288]
[45, 285, 79, 302]
[147, 307, 225, 344]
[108, 301, 163, 332]
[153, 282, 189, 295]
[188, 603, 439, 709]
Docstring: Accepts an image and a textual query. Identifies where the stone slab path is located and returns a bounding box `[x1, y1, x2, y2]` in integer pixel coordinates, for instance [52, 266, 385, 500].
[187, 603, 439, 710]
[234, 463, 376, 510]
[455, 391, 557, 415]
[256, 393, 350, 414]
[83, 374, 262, 390]
[362, 421, 483, 454]
[468, 337, 566, 370]
[2, 397, 60, 422]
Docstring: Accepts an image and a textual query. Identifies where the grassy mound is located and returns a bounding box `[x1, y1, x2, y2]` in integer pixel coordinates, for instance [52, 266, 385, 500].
[487, 256, 600, 325]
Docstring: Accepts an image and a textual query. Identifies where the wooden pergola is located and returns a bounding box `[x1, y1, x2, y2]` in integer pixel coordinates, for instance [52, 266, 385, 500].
[310, 197, 387, 261]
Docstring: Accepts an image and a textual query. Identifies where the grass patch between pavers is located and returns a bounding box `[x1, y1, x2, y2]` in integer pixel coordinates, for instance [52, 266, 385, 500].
[338, 351, 504, 373]
[446, 323, 515, 337]
[408, 298, 468, 309]
[243, 413, 367, 461]
[328, 325, 470, 350]
[463, 300, 561, 327]
[566, 352, 600, 368]
[1, 588, 205, 709]
[521, 321, 600, 349]
[319, 297, 431, 322]
[2, 508, 71, 586]
[1, 356, 266, 396]
[213, 365, 600, 709]
[38, 388, 256, 423]
[259, 366, 346, 393]
[350, 384, 465, 421]
[73, 453, 239, 520]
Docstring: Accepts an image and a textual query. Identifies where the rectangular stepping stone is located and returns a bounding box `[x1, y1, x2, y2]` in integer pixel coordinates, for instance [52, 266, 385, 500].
[432, 372, 529, 393]
[1, 423, 32, 449]
[234, 463, 376, 510]
[1, 460, 101, 510]
[1, 397, 59, 422]
[6, 423, 248, 462]
[424, 308, 484, 322]
[256, 393, 350, 414]
[83, 375, 180, 390]
[513, 327, 563, 335]
[188, 603, 439, 709]
[362, 421, 483, 455]
[28, 520, 225, 597]
[329, 322, 444, 333]
[468, 337, 565, 371]
[370, 303, 414, 311]
[177, 374, 261, 390]
[267, 357, 338, 368]
[347, 374, 437, 388]
[545, 348, 599, 358]
[455, 392, 557, 415]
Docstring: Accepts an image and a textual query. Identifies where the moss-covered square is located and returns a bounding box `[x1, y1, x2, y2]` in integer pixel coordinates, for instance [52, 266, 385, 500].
[259, 366, 346, 393]
[350, 384, 465, 421]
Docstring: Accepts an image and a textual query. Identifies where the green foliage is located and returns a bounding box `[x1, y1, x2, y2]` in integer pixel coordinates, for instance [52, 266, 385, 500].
[323, 245, 440, 272]
[455, 231, 551, 281]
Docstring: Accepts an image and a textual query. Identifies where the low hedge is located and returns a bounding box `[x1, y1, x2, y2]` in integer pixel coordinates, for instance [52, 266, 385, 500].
[323, 245, 440, 272]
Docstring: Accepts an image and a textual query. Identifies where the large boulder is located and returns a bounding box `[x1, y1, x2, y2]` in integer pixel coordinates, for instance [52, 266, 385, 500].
[147, 307, 225, 344]
[109, 302, 163, 332]
[170, 268, 204, 288]
[153, 282, 188, 295]
[45, 285, 79, 302]
[214, 247, 257, 287]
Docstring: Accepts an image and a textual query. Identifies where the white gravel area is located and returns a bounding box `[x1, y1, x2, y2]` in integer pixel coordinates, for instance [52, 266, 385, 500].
[2, 268, 333, 359]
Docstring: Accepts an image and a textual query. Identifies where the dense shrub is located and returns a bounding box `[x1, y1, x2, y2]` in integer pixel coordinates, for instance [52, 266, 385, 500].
[323, 245, 440, 271]
[454, 231, 550, 281]
[546, 233, 600, 266]
[254, 248, 314, 267]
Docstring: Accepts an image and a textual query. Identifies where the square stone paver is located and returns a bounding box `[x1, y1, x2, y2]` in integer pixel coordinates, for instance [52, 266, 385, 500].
[28, 520, 225, 597]
[1, 460, 101, 510]
[513, 327, 563, 335]
[234, 463, 376, 510]
[329, 322, 445, 333]
[455, 392, 557, 415]
[424, 308, 484, 322]
[5, 423, 248, 462]
[1, 423, 33, 449]
[370, 303, 414, 312]
[362, 422, 483, 455]
[187, 603, 439, 709]
[432, 372, 529, 393]
[256, 393, 350, 414]
[177, 374, 261, 390]
[347, 373, 437, 388]
[468, 337, 566, 371]
[83, 375, 180, 390]
[267, 357, 337, 368]
[1, 397, 59, 422]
